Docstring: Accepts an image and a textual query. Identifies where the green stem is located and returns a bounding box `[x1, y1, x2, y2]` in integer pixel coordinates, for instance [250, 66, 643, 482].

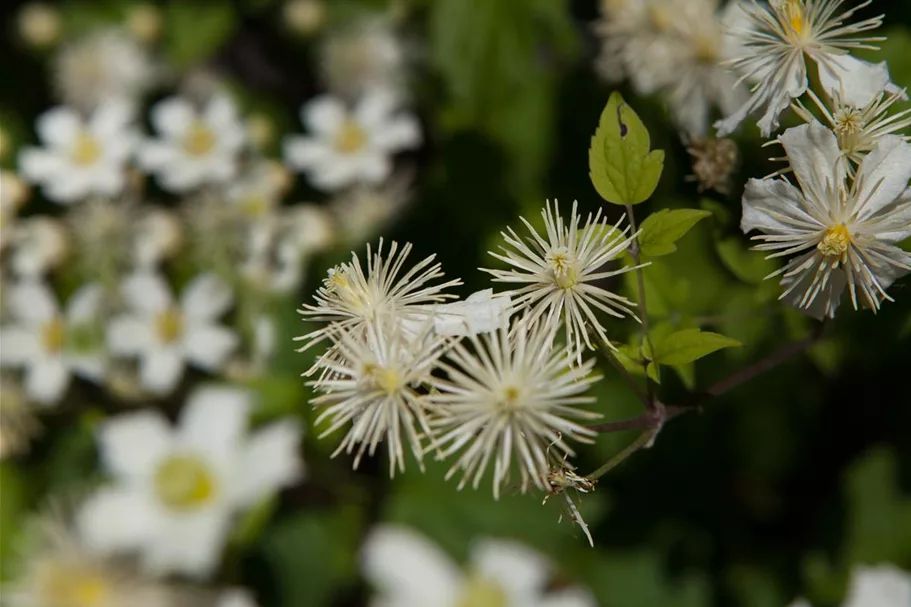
[585, 427, 658, 482]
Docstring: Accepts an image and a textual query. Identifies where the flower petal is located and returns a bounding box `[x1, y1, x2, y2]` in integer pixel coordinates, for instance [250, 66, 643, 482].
[178, 386, 251, 464]
[854, 136, 911, 222]
[25, 356, 70, 405]
[472, 539, 549, 599]
[144, 508, 232, 579]
[303, 96, 346, 136]
[107, 316, 155, 355]
[817, 55, 890, 110]
[151, 97, 195, 139]
[139, 348, 185, 394]
[230, 420, 303, 508]
[66, 282, 103, 323]
[283, 137, 332, 170]
[5, 280, 59, 324]
[97, 410, 174, 479]
[181, 273, 233, 320]
[77, 487, 160, 555]
[0, 327, 42, 366]
[183, 325, 239, 371]
[740, 177, 819, 234]
[122, 272, 173, 314]
[778, 122, 844, 208]
[36, 106, 82, 148]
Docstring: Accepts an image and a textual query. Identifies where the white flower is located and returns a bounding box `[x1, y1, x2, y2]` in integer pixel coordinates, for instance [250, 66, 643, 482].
[309, 318, 450, 476]
[5, 511, 186, 607]
[19, 100, 136, 204]
[0, 281, 106, 405]
[843, 565, 911, 607]
[77, 386, 303, 578]
[296, 239, 461, 355]
[362, 526, 597, 607]
[320, 17, 406, 99]
[0, 171, 30, 252]
[716, 0, 898, 137]
[6, 216, 68, 278]
[107, 272, 239, 395]
[17, 3, 62, 49]
[218, 589, 260, 607]
[132, 207, 183, 268]
[793, 85, 911, 170]
[284, 89, 421, 192]
[329, 176, 411, 245]
[595, 0, 676, 92]
[139, 94, 247, 193]
[53, 29, 159, 109]
[741, 121, 911, 318]
[428, 320, 601, 499]
[482, 200, 641, 359]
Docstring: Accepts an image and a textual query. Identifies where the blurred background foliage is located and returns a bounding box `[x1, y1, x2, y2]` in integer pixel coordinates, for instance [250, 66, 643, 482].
[1, 0, 910, 606]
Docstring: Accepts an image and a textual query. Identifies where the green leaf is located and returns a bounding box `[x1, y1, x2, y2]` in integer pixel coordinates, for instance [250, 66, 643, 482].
[589, 92, 664, 206]
[638, 209, 711, 257]
[652, 328, 741, 366]
[165, 3, 236, 68]
[0, 463, 28, 578]
[716, 237, 778, 285]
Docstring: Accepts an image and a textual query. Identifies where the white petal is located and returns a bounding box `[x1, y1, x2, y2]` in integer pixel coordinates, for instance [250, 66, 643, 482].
[18, 148, 68, 183]
[778, 122, 845, 206]
[151, 97, 195, 139]
[862, 188, 911, 242]
[302, 96, 346, 136]
[69, 354, 106, 383]
[122, 272, 173, 314]
[205, 94, 241, 132]
[137, 140, 180, 171]
[779, 256, 846, 320]
[139, 348, 185, 394]
[181, 273, 233, 320]
[817, 55, 889, 110]
[372, 116, 421, 152]
[231, 420, 303, 508]
[217, 590, 259, 607]
[854, 136, 911, 222]
[472, 539, 549, 598]
[183, 325, 239, 371]
[77, 487, 159, 555]
[144, 508, 232, 579]
[355, 88, 399, 128]
[353, 152, 392, 184]
[44, 170, 93, 203]
[36, 106, 82, 148]
[178, 386, 251, 464]
[283, 137, 333, 170]
[741, 177, 818, 234]
[97, 409, 173, 480]
[90, 99, 135, 139]
[309, 157, 362, 191]
[844, 565, 911, 607]
[66, 282, 103, 323]
[361, 526, 461, 606]
[0, 327, 42, 366]
[25, 357, 70, 405]
[5, 280, 59, 324]
[107, 316, 155, 355]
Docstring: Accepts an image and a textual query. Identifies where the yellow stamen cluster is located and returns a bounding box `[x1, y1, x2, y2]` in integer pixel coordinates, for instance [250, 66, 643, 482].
[70, 133, 102, 166]
[546, 247, 581, 289]
[41, 317, 67, 353]
[777, 0, 808, 38]
[37, 563, 111, 607]
[154, 454, 217, 511]
[182, 122, 217, 157]
[817, 224, 851, 259]
[154, 308, 184, 344]
[454, 576, 509, 607]
[334, 120, 367, 154]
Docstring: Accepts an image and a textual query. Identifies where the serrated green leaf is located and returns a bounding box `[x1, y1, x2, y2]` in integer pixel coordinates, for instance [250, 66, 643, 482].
[638, 209, 711, 257]
[652, 328, 741, 366]
[589, 92, 664, 206]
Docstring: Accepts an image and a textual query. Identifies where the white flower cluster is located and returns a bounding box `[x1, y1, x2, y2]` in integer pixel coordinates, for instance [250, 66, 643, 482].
[299, 201, 641, 503]
[789, 564, 911, 607]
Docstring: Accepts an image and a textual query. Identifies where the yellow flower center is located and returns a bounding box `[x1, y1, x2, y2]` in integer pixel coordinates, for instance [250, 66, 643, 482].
[70, 132, 102, 166]
[154, 308, 184, 344]
[833, 107, 864, 152]
[547, 247, 580, 289]
[154, 454, 217, 511]
[647, 5, 672, 32]
[693, 33, 720, 63]
[324, 266, 369, 311]
[778, 0, 808, 38]
[41, 317, 67, 353]
[817, 224, 851, 258]
[334, 120, 367, 154]
[497, 384, 522, 411]
[39, 563, 111, 607]
[454, 576, 509, 607]
[368, 366, 403, 395]
[183, 121, 217, 157]
[239, 195, 270, 218]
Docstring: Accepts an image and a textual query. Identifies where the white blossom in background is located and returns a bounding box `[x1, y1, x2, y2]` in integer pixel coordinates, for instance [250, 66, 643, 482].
[428, 320, 601, 499]
[78, 386, 303, 578]
[19, 100, 137, 204]
[53, 29, 159, 110]
[741, 121, 911, 319]
[0, 170, 29, 251]
[716, 0, 899, 136]
[362, 526, 597, 607]
[107, 272, 239, 395]
[788, 564, 911, 607]
[329, 176, 411, 245]
[0, 281, 106, 405]
[17, 2, 62, 49]
[321, 16, 406, 99]
[139, 94, 247, 193]
[296, 239, 461, 355]
[131, 207, 184, 268]
[0, 376, 41, 460]
[595, 0, 674, 93]
[284, 89, 421, 192]
[6, 217, 68, 278]
[792, 85, 911, 170]
[218, 589, 260, 607]
[309, 318, 451, 476]
[4, 511, 184, 607]
[483, 200, 641, 359]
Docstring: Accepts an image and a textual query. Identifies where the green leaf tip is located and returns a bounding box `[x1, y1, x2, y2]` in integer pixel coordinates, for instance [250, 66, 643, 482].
[589, 92, 665, 206]
[652, 329, 742, 366]
[638, 209, 712, 257]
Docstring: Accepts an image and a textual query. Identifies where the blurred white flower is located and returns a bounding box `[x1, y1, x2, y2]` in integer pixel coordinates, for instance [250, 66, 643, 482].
[296, 239, 461, 355]
[321, 17, 407, 99]
[330, 177, 411, 245]
[139, 95, 247, 193]
[54, 29, 159, 110]
[793, 86, 911, 171]
[283, 0, 326, 36]
[362, 526, 597, 607]
[716, 0, 898, 137]
[224, 160, 288, 221]
[0, 376, 41, 460]
[483, 200, 640, 359]
[427, 319, 600, 499]
[6, 217, 68, 278]
[5, 511, 185, 607]
[843, 565, 911, 607]
[741, 122, 911, 318]
[309, 318, 450, 475]
[284, 89, 421, 192]
[125, 3, 164, 44]
[17, 3, 62, 49]
[132, 207, 184, 268]
[107, 272, 239, 395]
[78, 386, 303, 578]
[0, 281, 106, 405]
[0, 170, 30, 252]
[19, 100, 137, 204]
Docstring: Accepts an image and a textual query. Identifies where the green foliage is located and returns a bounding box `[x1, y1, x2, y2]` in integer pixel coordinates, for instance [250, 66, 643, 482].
[164, 2, 237, 68]
[650, 328, 742, 366]
[0, 463, 28, 579]
[638, 209, 711, 258]
[581, 550, 711, 607]
[589, 92, 665, 206]
[716, 237, 777, 285]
